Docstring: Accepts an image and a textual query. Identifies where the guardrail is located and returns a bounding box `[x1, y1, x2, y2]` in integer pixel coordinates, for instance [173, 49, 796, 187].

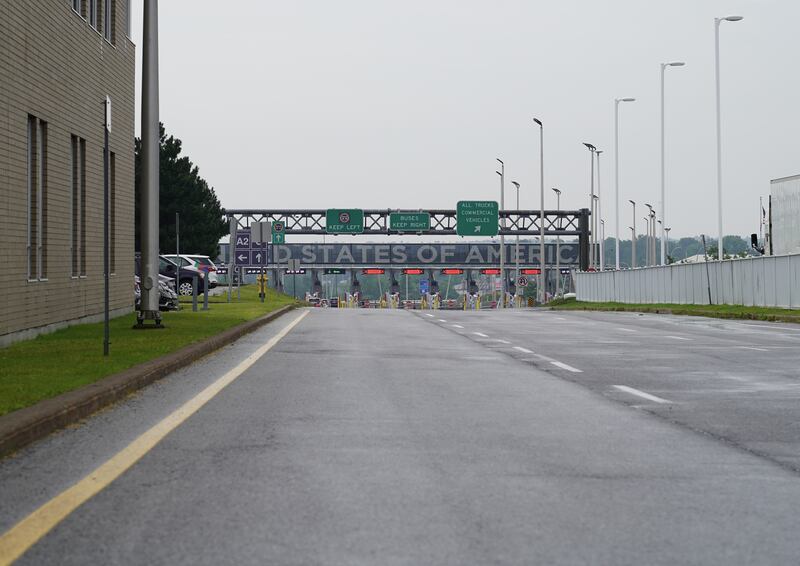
[576, 254, 800, 308]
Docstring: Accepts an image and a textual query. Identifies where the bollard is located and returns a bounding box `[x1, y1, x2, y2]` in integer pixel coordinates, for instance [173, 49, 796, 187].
[203, 276, 209, 310]
[192, 275, 198, 312]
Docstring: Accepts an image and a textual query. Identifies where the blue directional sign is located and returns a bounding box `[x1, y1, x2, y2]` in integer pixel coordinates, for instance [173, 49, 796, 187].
[419, 279, 429, 294]
[234, 230, 251, 250]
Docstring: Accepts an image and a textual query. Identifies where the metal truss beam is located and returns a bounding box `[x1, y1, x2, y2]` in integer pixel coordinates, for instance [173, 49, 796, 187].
[226, 209, 589, 236]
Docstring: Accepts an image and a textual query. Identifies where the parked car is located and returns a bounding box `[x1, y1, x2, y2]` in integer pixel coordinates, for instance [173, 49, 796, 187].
[135, 253, 207, 296]
[163, 254, 219, 288]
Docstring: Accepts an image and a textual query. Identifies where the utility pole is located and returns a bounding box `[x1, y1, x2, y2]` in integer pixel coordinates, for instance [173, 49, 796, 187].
[137, 0, 162, 328]
[496, 158, 505, 309]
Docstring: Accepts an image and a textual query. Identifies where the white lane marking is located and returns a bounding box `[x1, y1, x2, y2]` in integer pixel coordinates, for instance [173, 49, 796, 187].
[451, 324, 464, 329]
[556, 317, 567, 321]
[613, 385, 671, 404]
[473, 332, 489, 338]
[513, 346, 534, 354]
[736, 346, 769, 352]
[491, 339, 511, 344]
[618, 328, 637, 333]
[438, 319, 447, 323]
[424, 313, 434, 317]
[550, 361, 583, 373]
[665, 335, 691, 341]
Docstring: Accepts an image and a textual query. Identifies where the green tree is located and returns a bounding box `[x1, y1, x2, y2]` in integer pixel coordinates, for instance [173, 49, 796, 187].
[135, 124, 228, 258]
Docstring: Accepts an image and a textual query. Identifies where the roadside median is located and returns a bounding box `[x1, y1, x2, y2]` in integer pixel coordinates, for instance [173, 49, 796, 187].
[548, 298, 800, 323]
[0, 286, 298, 458]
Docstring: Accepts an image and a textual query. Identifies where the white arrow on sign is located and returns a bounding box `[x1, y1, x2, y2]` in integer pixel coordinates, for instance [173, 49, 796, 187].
[255, 252, 262, 263]
[474, 226, 481, 233]
[238, 254, 247, 262]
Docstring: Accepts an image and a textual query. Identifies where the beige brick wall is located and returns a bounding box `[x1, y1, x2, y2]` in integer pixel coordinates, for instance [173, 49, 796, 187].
[0, 0, 136, 341]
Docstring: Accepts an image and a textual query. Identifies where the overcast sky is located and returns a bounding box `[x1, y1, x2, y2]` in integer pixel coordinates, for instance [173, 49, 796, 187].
[131, 0, 798, 239]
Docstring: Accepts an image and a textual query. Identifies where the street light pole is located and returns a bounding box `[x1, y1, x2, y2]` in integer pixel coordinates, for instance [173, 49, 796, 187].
[512, 181, 521, 282]
[665, 227, 672, 263]
[614, 97, 635, 270]
[496, 158, 505, 309]
[552, 188, 561, 295]
[534, 118, 545, 303]
[715, 15, 743, 262]
[596, 150, 604, 271]
[660, 61, 685, 266]
[644, 203, 653, 267]
[629, 200, 637, 268]
[583, 143, 596, 270]
[138, 0, 161, 327]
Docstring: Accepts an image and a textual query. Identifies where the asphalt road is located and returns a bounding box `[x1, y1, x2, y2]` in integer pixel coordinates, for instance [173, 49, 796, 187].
[2, 307, 800, 565]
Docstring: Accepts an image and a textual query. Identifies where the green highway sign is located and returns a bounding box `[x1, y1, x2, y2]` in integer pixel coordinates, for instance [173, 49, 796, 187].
[324, 268, 346, 275]
[272, 221, 286, 244]
[456, 201, 499, 236]
[326, 209, 364, 234]
[389, 211, 430, 233]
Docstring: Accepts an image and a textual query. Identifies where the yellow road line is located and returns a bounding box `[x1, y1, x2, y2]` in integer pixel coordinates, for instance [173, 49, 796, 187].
[0, 310, 309, 565]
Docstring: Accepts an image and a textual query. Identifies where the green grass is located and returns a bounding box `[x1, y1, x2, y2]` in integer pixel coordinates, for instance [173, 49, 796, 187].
[0, 287, 298, 417]
[549, 298, 800, 323]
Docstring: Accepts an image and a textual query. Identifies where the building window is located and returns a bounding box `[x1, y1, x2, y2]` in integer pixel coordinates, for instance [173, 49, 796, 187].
[110, 152, 116, 274]
[71, 136, 87, 278]
[104, 0, 113, 43]
[72, 0, 82, 16]
[27, 116, 48, 281]
[88, 0, 97, 29]
[125, 0, 131, 37]
[80, 139, 87, 276]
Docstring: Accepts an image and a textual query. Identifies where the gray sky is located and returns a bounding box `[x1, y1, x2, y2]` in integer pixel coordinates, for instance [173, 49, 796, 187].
[131, 0, 799, 239]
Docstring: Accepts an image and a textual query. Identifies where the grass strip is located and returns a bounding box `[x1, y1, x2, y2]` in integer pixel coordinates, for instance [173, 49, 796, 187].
[548, 298, 800, 323]
[0, 287, 298, 417]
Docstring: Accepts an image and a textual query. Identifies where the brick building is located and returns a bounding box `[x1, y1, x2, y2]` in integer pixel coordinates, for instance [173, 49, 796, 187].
[0, 0, 136, 346]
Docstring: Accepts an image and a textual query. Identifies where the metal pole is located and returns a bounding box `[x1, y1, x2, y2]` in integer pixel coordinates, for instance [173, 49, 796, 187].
[139, 0, 160, 323]
[715, 17, 742, 262]
[660, 64, 667, 266]
[630, 201, 636, 268]
[553, 188, 561, 294]
[175, 212, 180, 308]
[497, 158, 505, 309]
[614, 97, 635, 270]
[589, 148, 595, 269]
[614, 100, 620, 270]
[227, 217, 234, 302]
[103, 102, 110, 355]
[535, 119, 545, 303]
[715, 19, 723, 262]
[514, 182, 520, 281]
[596, 150, 604, 270]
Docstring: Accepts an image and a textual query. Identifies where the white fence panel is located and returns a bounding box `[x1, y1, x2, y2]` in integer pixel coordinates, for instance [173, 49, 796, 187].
[575, 254, 800, 309]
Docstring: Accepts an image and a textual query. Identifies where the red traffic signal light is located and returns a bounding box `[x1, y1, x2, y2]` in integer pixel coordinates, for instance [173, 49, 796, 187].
[362, 268, 385, 275]
[441, 268, 464, 275]
[480, 268, 501, 275]
[521, 268, 541, 275]
[402, 268, 424, 275]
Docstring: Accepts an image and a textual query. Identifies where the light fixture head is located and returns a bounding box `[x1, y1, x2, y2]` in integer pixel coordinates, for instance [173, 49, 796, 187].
[533, 118, 542, 126]
[511, 181, 520, 189]
[629, 199, 636, 205]
[620, 97, 636, 103]
[667, 61, 686, 67]
[583, 142, 595, 151]
[552, 188, 561, 195]
[724, 15, 744, 21]
[496, 157, 504, 166]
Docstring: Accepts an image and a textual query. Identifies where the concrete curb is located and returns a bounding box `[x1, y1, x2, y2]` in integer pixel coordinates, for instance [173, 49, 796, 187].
[0, 305, 296, 460]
